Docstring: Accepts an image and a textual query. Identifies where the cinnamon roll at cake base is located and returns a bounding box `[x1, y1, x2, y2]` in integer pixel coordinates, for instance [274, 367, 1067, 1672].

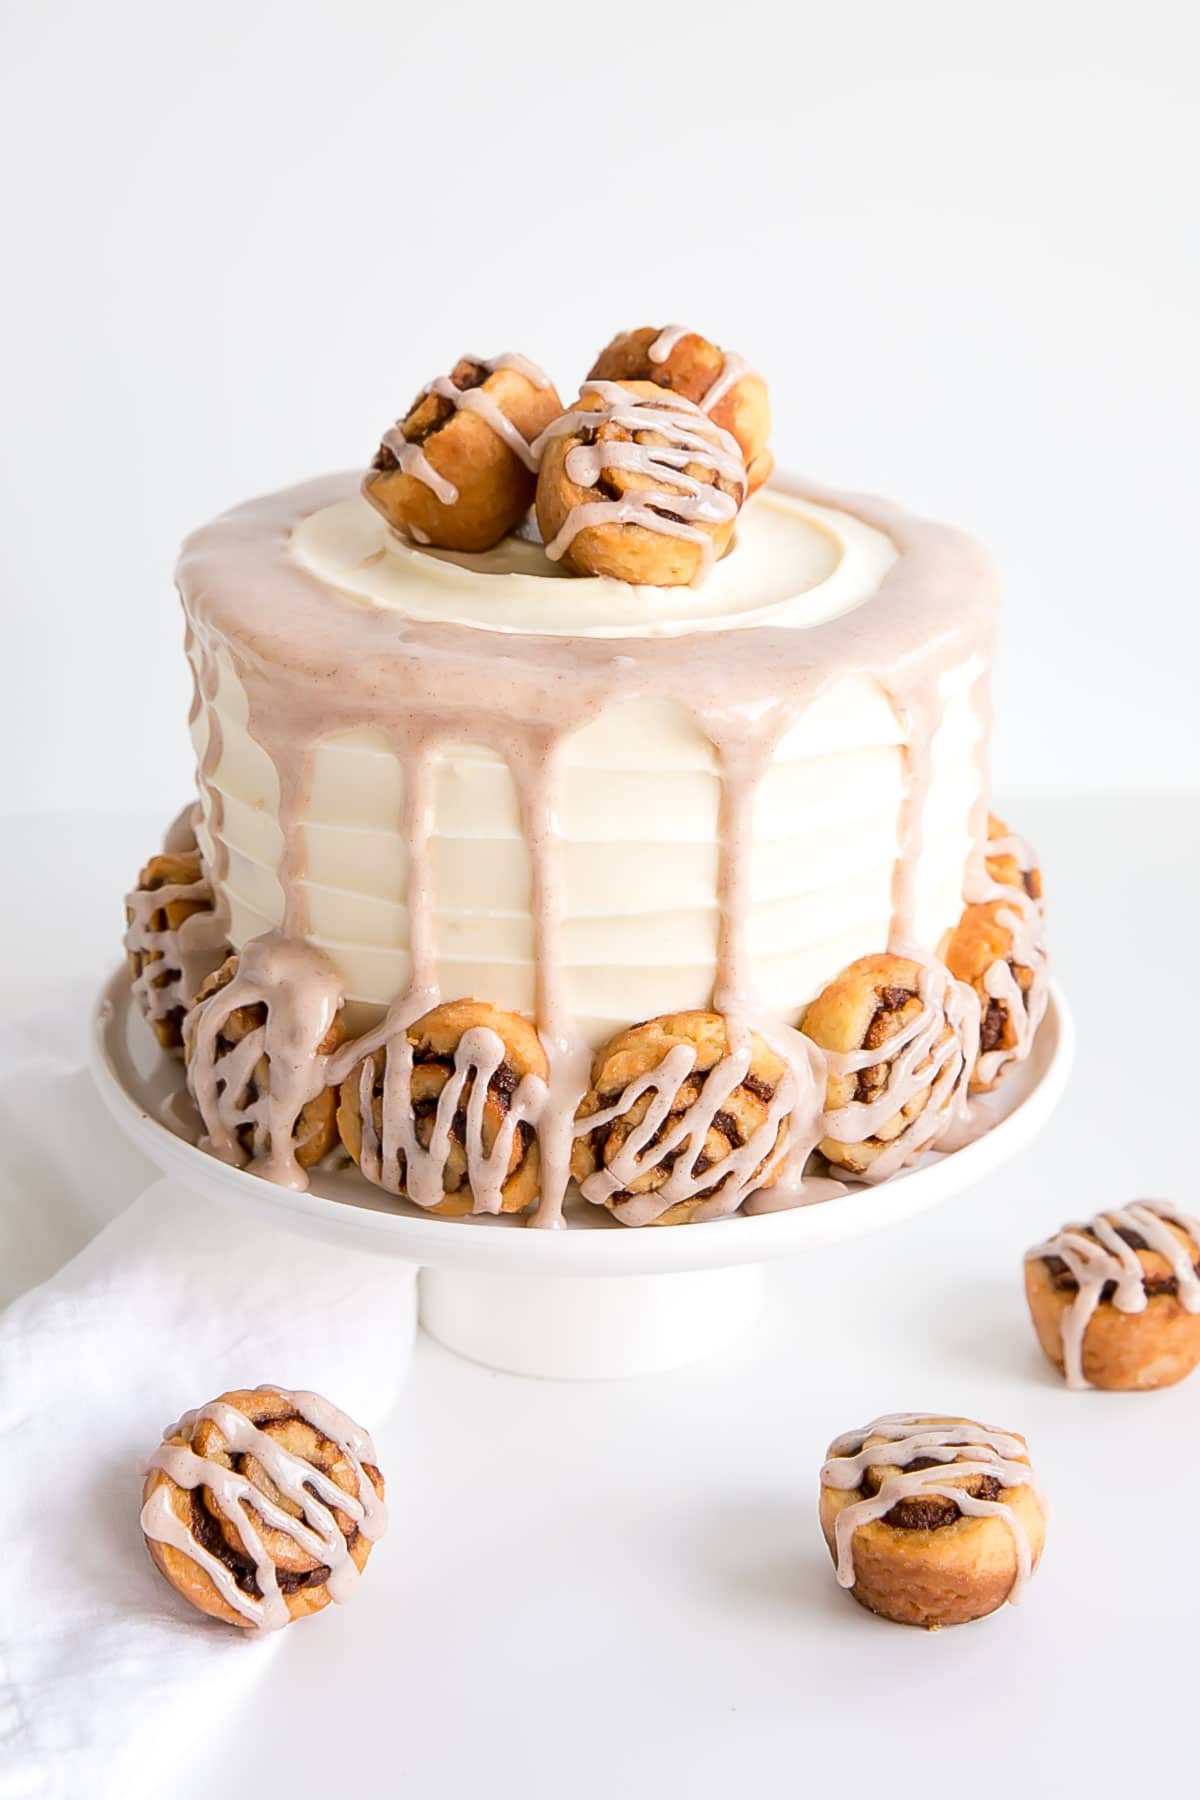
[124, 849, 228, 1052]
[944, 814, 1049, 1092]
[800, 952, 978, 1180]
[588, 324, 772, 491]
[533, 380, 747, 587]
[141, 1386, 386, 1630]
[570, 1010, 793, 1225]
[337, 998, 548, 1216]
[1025, 1200, 1200, 1390]
[364, 353, 562, 551]
[819, 1414, 1047, 1628]
[183, 940, 345, 1190]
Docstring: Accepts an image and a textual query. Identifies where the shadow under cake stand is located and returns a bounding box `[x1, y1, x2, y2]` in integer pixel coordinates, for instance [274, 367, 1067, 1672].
[91, 969, 1073, 1379]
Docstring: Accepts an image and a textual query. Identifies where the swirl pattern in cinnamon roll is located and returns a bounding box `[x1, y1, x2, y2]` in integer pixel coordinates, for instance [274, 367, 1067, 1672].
[570, 1011, 793, 1226]
[183, 937, 345, 1189]
[124, 850, 228, 1051]
[944, 812, 1048, 1091]
[587, 324, 772, 490]
[1025, 1200, 1200, 1389]
[800, 952, 979, 1180]
[337, 998, 548, 1216]
[141, 1386, 386, 1630]
[819, 1414, 1047, 1628]
[533, 380, 747, 587]
[364, 353, 562, 552]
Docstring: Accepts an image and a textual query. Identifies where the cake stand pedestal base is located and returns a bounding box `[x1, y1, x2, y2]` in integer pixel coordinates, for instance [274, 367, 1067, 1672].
[419, 1263, 765, 1379]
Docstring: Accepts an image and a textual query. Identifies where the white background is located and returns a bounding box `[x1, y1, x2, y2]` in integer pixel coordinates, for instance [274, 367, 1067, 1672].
[2, 0, 1198, 813]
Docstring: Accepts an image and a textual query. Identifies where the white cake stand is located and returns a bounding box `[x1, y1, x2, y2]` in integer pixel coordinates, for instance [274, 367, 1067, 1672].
[91, 970, 1073, 1379]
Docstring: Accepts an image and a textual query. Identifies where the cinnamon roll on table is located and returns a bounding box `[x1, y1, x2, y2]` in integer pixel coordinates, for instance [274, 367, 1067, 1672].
[1025, 1200, 1200, 1389]
[141, 1386, 386, 1631]
[819, 1413, 1047, 1628]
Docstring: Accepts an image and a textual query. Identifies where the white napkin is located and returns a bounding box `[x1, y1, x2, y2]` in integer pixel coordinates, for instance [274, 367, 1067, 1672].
[0, 1176, 417, 1800]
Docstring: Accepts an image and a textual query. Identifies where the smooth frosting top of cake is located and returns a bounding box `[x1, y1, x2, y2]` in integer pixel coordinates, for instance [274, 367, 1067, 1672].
[291, 487, 899, 638]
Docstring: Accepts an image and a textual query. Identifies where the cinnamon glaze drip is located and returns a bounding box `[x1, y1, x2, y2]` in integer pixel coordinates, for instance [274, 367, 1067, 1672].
[124, 860, 228, 1040]
[1028, 1201, 1200, 1388]
[821, 1415, 1039, 1600]
[531, 381, 747, 583]
[185, 934, 343, 1190]
[141, 1388, 386, 1632]
[176, 472, 1000, 1223]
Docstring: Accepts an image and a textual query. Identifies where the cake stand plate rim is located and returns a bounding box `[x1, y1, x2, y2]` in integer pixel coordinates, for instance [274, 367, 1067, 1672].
[89, 968, 1073, 1278]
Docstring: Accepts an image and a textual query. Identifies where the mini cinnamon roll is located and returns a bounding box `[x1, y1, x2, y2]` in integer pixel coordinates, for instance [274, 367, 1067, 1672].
[800, 953, 978, 1180]
[124, 850, 228, 1051]
[1025, 1201, 1200, 1390]
[141, 1386, 386, 1631]
[183, 938, 345, 1189]
[337, 998, 548, 1216]
[984, 812, 1044, 906]
[534, 381, 747, 587]
[945, 898, 1048, 1092]
[588, 324, 771, 488]
[364, 353, 562, 552]
[570, 1010, 792, 1226]
[819, 1414, 1047, 1628]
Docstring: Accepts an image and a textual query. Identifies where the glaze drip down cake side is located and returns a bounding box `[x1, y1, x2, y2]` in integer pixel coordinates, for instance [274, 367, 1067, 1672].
[124, 325, 1052, 1227]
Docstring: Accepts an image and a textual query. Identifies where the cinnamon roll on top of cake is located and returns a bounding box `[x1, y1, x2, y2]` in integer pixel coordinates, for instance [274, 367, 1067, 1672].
[570, 1011, 794, 1226]
[141, 1386, 386, 1631]
[364, 352, 562, 551]
[183, 938, 345, 1191]
[818, 1413, 1047, 1628]
[337, 998, 548, 1217]
[800, 952, 978, 1180]
[533, 380, 748, 587]
[588, 324, 772, 491]
[1025, 1200, 1200, 1390]
[124, 848, 228, 1052]
[945, 814, 1048, 1092]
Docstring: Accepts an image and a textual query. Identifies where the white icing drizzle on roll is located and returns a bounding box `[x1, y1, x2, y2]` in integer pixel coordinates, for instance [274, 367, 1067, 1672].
[820, 959, 980, 1181]
[353, 1024, 548, 1214]
[1027, 1201, 1200, 1389]
[647, 325, 754, 416]
[573, 1036, 807, 1225]
[531, 381, 747, 585]
[185, 933, 343, 1191]
[141, 1387, 386, 1632]
[124, 866, 227, 1034]
[821, 1414, 1039, 1602]
[967, 828, 1049, 1087]
[380, 353, 555, 505]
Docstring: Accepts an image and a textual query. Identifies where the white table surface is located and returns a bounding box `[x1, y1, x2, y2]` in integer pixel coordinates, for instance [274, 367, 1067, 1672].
[4, 794, 1198, 1799]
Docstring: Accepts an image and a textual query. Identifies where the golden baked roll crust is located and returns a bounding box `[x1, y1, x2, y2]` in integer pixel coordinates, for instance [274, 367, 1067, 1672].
[800, 952, 978, 1179]
[141, 1386, 386, 1630]
[183, 949, 344, 1182]
[533, 380, 747, 587]
[1025, 1200, 1200, 1389]
[587, 324, 771, 488]
[337, 998, 548, 1216]
[984, 812, 1044, 904]
[124, 849, 227, 1051]
[570, 1010, 792, 1226]
[944, 897, 1048, 1092]
[364, 353, 562, 552]
[819, 1414, 1047, 1628]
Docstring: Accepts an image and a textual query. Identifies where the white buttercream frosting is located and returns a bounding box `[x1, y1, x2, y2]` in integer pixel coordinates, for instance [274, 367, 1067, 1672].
[290, 488, 899, 638]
